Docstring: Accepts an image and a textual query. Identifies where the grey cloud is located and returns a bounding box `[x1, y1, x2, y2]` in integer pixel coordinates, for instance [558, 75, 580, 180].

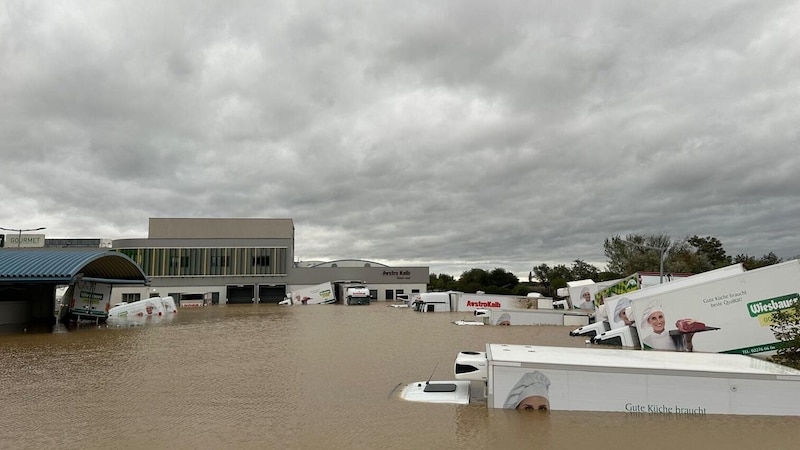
[2, 0, 800, 279]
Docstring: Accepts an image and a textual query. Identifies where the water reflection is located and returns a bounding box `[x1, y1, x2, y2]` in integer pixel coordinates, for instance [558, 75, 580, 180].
[1, 304, 799, 449]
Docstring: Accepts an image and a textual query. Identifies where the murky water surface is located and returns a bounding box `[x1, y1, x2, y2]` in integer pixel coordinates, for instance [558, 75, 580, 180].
[1, 304, 798, 449]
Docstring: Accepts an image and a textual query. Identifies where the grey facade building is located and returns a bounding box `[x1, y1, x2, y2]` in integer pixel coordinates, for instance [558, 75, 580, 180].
[111, 218, 428, 305]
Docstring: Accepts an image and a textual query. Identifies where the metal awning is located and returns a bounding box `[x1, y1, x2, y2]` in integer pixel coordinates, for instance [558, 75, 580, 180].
[0, 249, 148, 285]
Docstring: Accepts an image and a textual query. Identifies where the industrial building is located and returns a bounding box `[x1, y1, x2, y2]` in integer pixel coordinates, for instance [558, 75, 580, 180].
[110, 218, 429, 305]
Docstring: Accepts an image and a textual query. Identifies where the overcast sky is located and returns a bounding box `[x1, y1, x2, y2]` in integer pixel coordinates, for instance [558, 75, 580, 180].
[2, 1, 799, 280]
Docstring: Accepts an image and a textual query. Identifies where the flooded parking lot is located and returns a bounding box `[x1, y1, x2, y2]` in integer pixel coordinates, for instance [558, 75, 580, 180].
[1, 303, 798, 449]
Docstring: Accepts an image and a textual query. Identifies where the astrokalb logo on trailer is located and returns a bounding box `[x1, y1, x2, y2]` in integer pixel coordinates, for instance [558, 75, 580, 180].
[466, 300, 501, 308]
[625, 403, 707, 415]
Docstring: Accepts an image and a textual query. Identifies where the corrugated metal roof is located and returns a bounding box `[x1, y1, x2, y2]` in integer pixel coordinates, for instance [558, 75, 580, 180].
[0, 249, 148, 284]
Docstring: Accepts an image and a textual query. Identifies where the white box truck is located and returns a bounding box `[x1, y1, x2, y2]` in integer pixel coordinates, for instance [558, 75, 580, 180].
[417, 291, 590, 325]
[588, 264, 747, 347]
[482, 344, 800, 415]
[629, 259, 800, 355]
[289, 282, 336, 305]
[400, 344, 800, 416]
[470, 308, 590, 327]
[333, 281, 371, 305]
[61, 280, 113, 323]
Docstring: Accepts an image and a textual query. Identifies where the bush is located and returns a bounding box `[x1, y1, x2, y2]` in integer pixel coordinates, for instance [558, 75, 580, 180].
[768, 300, 800, 369]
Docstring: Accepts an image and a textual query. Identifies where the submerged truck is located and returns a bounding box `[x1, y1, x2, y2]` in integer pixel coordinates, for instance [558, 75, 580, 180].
[333, 281, 371, 305]
[289, 282, 336, 305]
[628, 259, 800, 355]
[59, 280, 114, 323]
[399, 344, 800, 416]
[470, 308, 590, 327]
[414, 291, 552, 313]
[417, 291, 591, 326]
[577, 263, 747, 346]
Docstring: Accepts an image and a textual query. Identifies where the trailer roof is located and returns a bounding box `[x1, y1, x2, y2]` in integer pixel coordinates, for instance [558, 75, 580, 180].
[486, 344, 800, 378]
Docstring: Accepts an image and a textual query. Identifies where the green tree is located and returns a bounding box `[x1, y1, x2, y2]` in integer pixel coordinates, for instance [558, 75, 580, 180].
[769, 300, 800, 369]
[604, 233, 672, 276]
[734, 252, 783, 270]
[428, 273, 456, 291]
[688, 235, 731, 268]
[570, 259, 599, 280]
[668, 240, 713, 274]
[457, 268, 489, 293]
[487, 268, 519, 293]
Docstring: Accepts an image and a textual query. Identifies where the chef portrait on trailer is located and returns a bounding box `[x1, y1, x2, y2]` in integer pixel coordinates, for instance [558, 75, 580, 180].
[640, 302, 677, 350]
[503, 371, 551, 411]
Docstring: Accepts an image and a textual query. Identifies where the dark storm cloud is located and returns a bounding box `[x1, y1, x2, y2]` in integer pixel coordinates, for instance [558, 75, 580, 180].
[2, 0, 800, 279]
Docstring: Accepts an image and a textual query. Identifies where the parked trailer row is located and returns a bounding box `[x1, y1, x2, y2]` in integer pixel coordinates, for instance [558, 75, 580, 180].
[572, 260, 800, 357]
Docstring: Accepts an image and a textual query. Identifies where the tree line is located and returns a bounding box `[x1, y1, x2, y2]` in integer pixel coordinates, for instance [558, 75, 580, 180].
[429, 233, 793, 296]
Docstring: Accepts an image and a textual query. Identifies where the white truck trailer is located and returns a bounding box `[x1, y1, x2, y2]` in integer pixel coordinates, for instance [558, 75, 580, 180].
[400, 344, 800, 416]
[471, 308, 590, 327]
[416, 291, 590, 326]
[288, 282, 336, 305]
[629, 259, 800, 355]
[583, 263, 747, 347]
[415, 291, 553, 312]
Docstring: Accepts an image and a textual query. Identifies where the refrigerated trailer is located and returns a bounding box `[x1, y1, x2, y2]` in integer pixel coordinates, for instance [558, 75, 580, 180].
[470, 307, 590, 327]
[628, 259, 800, 355]
[579, 263, 746, 346]
[418, 291, 590, 325]
[400, 344, 800, 416]
[288, 282, 336, 305]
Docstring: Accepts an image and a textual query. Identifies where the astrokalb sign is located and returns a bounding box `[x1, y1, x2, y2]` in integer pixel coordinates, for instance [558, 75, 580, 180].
[383, 270, 411, 280]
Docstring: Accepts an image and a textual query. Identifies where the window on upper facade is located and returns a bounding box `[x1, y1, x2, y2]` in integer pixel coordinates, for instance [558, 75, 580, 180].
[211, 256, 230, 267]
[252, 255, 270, 267]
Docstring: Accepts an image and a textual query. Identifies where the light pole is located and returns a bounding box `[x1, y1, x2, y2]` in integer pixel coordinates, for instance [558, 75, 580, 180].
[622, 239, 668, 284]
[0, 226, 47, 248]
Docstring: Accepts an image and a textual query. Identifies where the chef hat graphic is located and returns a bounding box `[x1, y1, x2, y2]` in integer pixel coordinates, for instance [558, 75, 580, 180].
[503, 371, 551, 409]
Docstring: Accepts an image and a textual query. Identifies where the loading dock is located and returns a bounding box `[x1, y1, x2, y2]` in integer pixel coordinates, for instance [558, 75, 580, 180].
[227, 285, 255, 304]
[0, 249, 148, 330]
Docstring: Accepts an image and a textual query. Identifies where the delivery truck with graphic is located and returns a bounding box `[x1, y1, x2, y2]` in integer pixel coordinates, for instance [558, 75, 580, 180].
[628, 259, 800, 355]
[583, 263, 747, 347]
[470, 307, 590, 327]
[398, 343, 800, 416]
[288, 282, 337, 305]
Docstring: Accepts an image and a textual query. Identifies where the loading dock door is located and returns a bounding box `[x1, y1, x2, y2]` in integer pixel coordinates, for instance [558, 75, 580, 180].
[227, 285, 254, 304]
[258, 285, 286, 304]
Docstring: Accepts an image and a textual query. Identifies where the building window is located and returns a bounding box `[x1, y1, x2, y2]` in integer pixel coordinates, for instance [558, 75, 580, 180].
[253, 255, 270, 267]
[385, 289, 394, 300]
[211, 256, 230, 268]
[122, 293, 141, 303]
[170, 256, 190, 268]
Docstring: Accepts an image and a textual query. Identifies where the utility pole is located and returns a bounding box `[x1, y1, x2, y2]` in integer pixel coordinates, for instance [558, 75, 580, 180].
[621, 239, 668, 284]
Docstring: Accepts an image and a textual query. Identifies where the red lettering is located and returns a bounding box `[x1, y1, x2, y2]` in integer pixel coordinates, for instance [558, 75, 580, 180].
[465, 300, 502, 308]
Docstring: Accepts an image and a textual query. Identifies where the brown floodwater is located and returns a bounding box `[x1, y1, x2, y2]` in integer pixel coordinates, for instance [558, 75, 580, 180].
[1, 303, 798, 449]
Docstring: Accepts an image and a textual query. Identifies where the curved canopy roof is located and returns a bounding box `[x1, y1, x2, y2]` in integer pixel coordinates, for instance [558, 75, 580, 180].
[0, 249, 148, 285]
[309, 259, 389, 268]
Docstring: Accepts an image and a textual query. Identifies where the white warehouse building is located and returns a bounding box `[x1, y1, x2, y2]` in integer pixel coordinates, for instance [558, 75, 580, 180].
[110, 217, 429, 305]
